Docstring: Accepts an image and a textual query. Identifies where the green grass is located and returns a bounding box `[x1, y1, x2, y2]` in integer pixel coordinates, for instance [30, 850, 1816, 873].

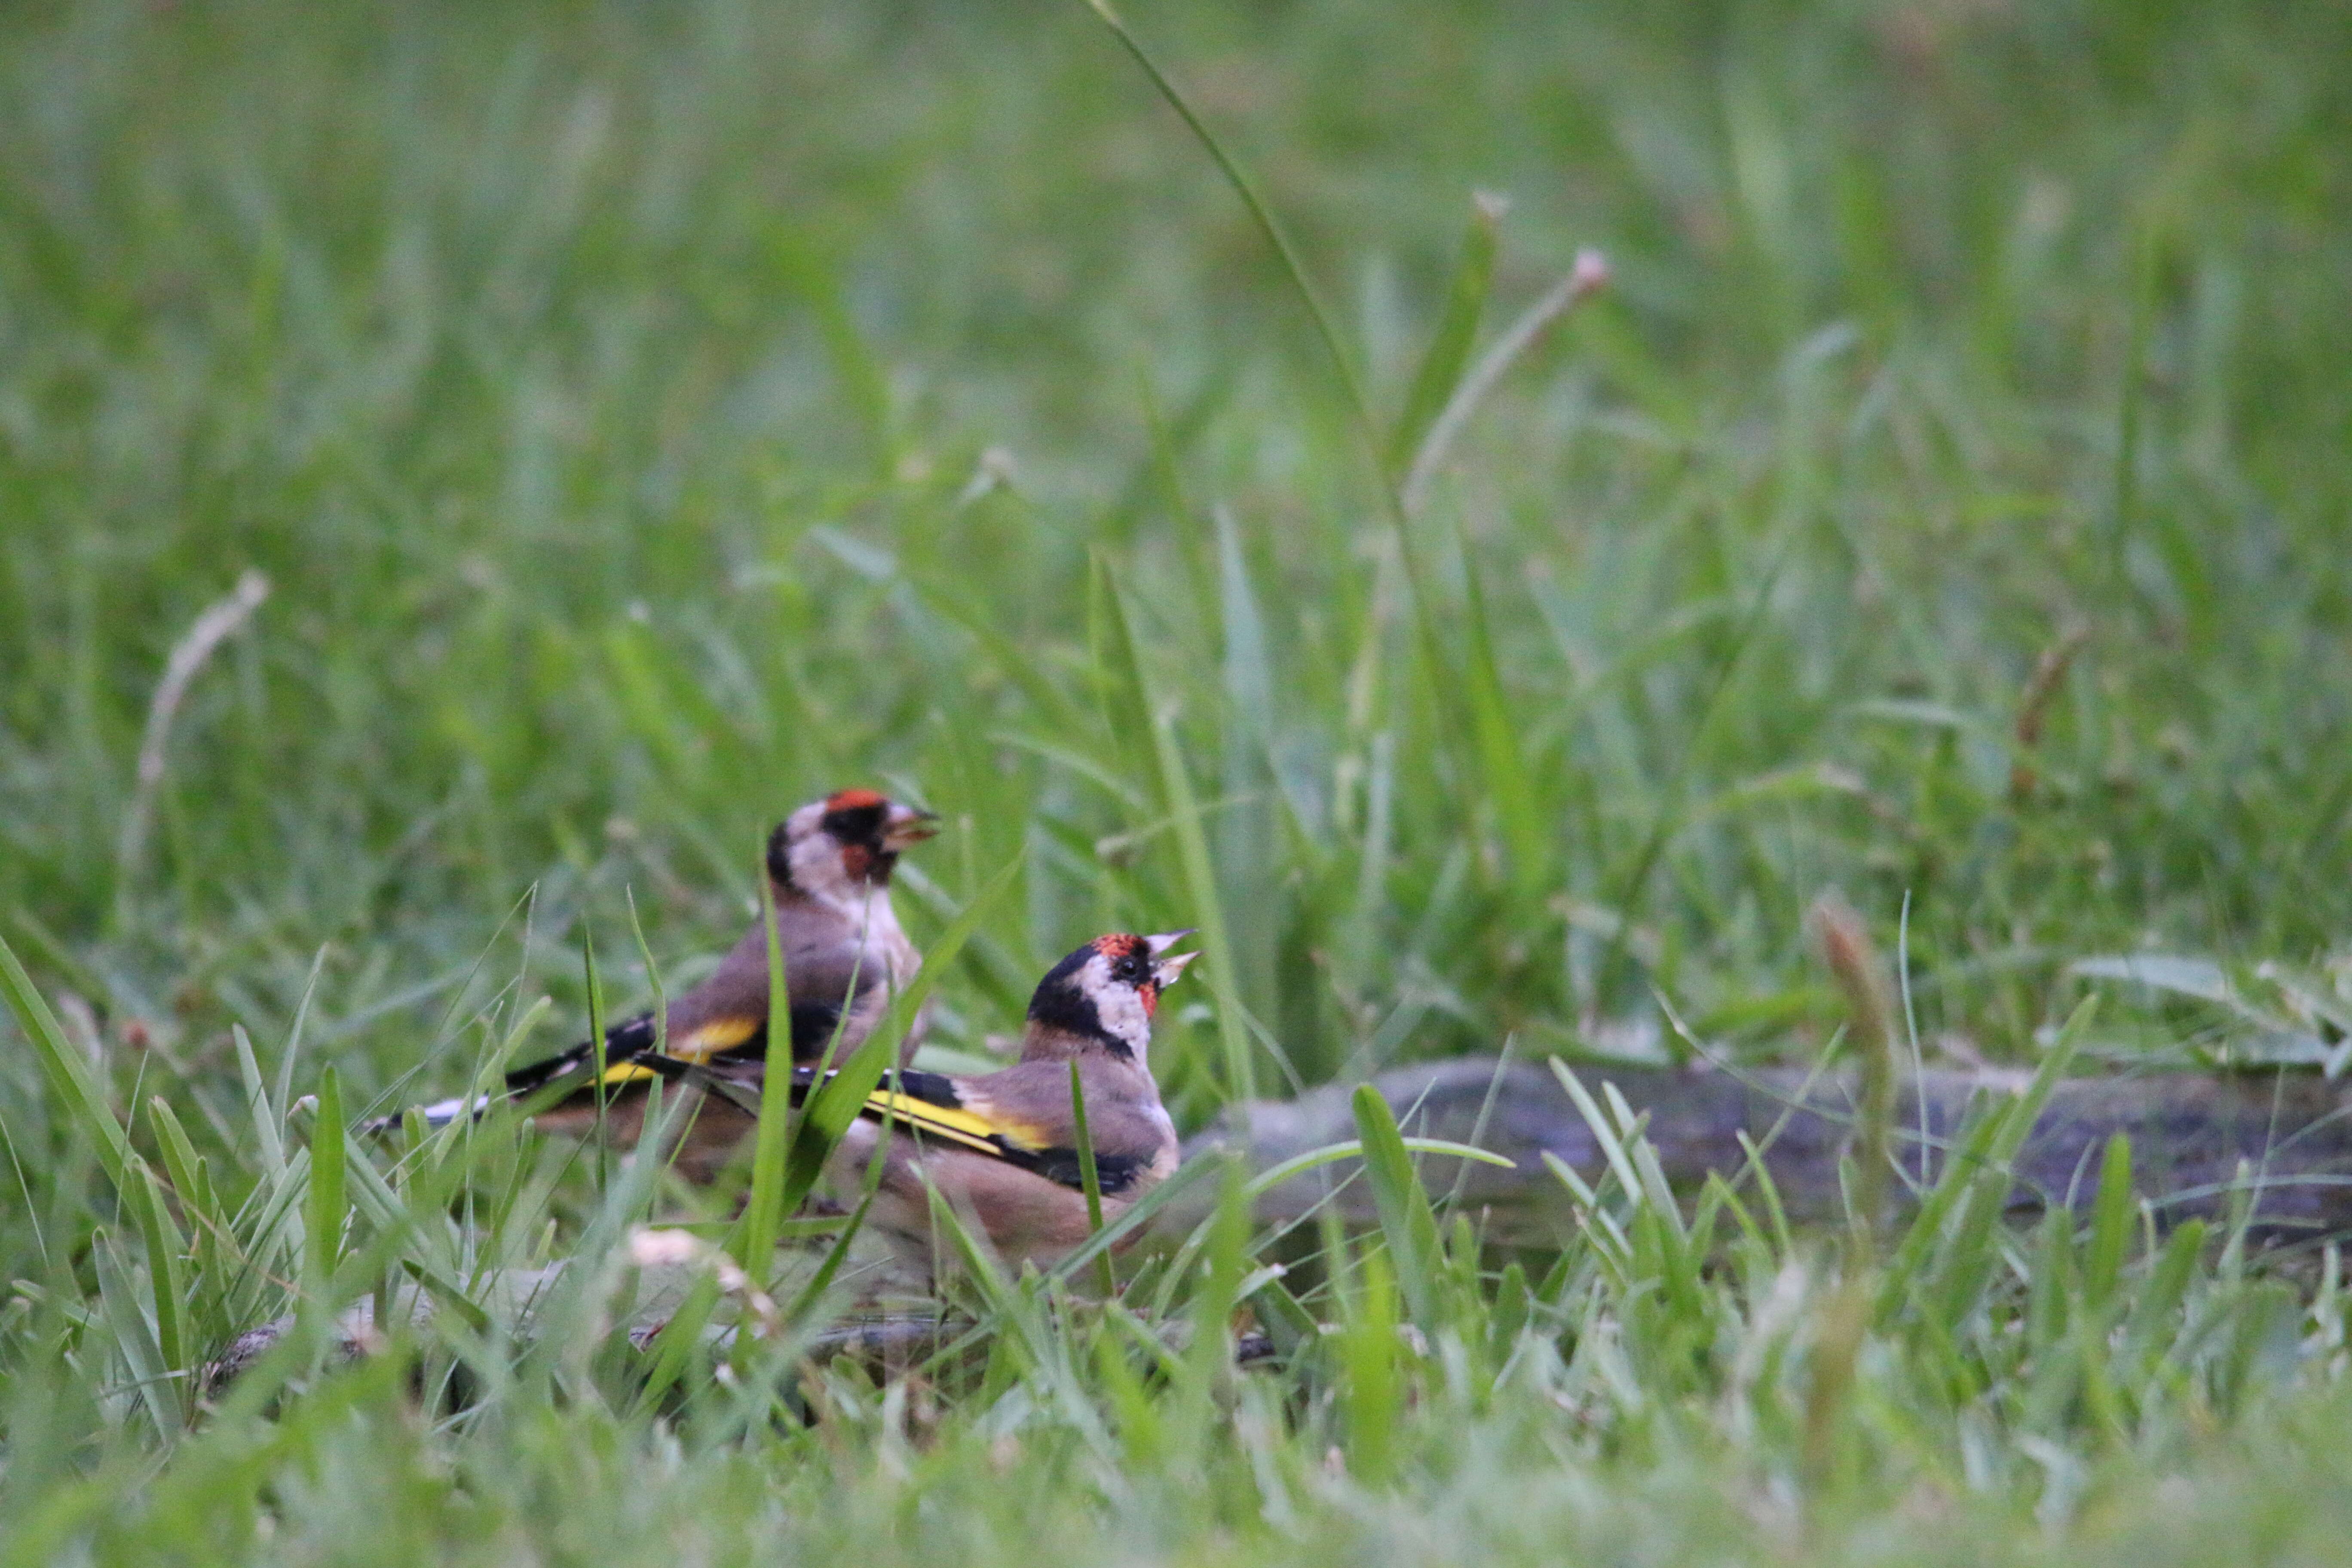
[4, 0, 2352, 1559]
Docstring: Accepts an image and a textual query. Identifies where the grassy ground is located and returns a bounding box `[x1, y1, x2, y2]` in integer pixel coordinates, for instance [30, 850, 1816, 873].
[4, 0, 2352, 1559]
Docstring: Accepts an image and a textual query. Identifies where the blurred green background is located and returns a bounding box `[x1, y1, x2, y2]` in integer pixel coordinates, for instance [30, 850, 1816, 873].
[7, 2, 2352, 1560]
[3, 0, 2348, 1123]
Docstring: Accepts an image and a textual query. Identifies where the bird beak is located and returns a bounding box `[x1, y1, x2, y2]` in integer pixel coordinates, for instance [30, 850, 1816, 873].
[1145, 931, 1199, 989]
[880, 803, 941, 851]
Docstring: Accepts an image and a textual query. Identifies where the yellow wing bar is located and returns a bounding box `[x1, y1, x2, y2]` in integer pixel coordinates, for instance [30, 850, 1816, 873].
[584, 1017, 760, 1087]
[577, 1062, 1051, 1167]
[668, 1015, 760, 1063]
[863, 1088, 1005, 1154]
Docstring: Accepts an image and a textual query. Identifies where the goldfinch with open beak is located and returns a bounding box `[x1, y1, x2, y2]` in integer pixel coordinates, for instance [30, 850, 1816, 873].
[383, 790, 938, 1148]
[693, 931, 1194, 1276]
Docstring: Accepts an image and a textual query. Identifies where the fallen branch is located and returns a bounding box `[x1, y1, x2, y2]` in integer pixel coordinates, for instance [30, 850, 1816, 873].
[1196, 1057, 2352, 1241]
[116, 570, 271, 891]
[204, 1057, 2352, 1389]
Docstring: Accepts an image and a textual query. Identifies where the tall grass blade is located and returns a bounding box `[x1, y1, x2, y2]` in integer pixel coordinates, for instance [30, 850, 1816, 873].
[583, 922, 609, 1194]
[122, 1156, 187, 1381]
[1351, 1083, 1443, 1325]
[1401, 251, 1609, 515]
[1086, 552, 1161, 803]
[1338, 1243, 1402, 1484]
[1050, 1148, 1232, 1289]
[1069, 1060, 1117, 1297]
[730, 870, 796, 1269]
[1455, 523, 1547, 897]
[2082, 1133, 2135, 1311]
[625, 886, 669, 1060]
[1127, 598, 1255, 1101]
[1592, 547, 1789, 1001]
[305, 1067, 346, 1291]
[1387, 193, 1503, 477]
[143, 1099, 204, 1215]
[92, 1228, 176, 1436]
[1548, 1058, 1643, 1203]
[233, 1024, 285, 1178]
[778, 1188, 876, 1326]
[737, 852, 1023, 1264]
[1075, 0, 1461, 753]
[1078, 0, 1375, 444]
[2123, 1218, 2207, 1369]
[1241, 1134, 1513, 1203]
[0, 927, 129, 1188]
[273, 946, 325, 1136]
[1216, 506, 1280, 1015]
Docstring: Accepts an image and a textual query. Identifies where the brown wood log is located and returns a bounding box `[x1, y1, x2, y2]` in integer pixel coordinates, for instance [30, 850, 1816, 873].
[1191, 1058, 2352, 1243]
[206, 1060, 2352, 1386]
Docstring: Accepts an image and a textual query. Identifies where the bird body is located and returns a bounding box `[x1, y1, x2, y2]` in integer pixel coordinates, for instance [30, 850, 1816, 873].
[820, 931, 1192, 1275]
[662, 931, 1194, 1276]
[829, 1050, 1181, 1274]
[385, 790, 936, 1145]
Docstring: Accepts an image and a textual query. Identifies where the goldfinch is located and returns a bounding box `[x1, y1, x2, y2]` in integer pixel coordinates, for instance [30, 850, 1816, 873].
[668, 931, 1194, 1274]
[383, 790, 937, 1152]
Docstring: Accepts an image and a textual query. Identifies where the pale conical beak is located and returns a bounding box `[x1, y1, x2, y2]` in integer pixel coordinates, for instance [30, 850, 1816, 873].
[881, 804, 941, 851]
[1144, 928, 1196, 956]
[1151, 949, 1200, 989]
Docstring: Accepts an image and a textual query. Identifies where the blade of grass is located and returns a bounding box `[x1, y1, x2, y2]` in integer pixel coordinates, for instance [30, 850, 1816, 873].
[1086, 551, 1163, 806]
[398, 1259, 495, 1338]
[1147, 704, 1254, 1102]
[273, 947, 326, 1137]
[1455, 521, 1547, 897]
[1387, 193, 1504, 477]
[233, 1024, 284, 1179]
[1100, 567, 1255, 1102]
[629, 1268, 723, 1417]
[778, 1188, 877, 1326]
[1591, 540, 1791, 1004]
[305, 1067, 346, 1292]
[1069, 1061, 1117, 1297]
[1240, 1134, 1514, 1204]
[1078, 0, 1372, 444]
[624, 886, 669, 1061]
[1351, 1084, 1443, 1326]
[92, 1228, 176, 1436]
[1049, 1148, 1234, 1289]
[583, 923, 609, 1198]
[2082, 1133, 2135, 1313]
[1401, 251, 1610, 515]
[1549, 1058, 1644, 1203]
[729, 868, 797, 1269]
[1338, 1244, 1401, 1485]
[730, 853, 1023, 1267]
[123, 1155, 187, 1379]
[1076, 0, 1466, 776]
[0, 926, 129, 1188]
[143, 1099, 205, 1214]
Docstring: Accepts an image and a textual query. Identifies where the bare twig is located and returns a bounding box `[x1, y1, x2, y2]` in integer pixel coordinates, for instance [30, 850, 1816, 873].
[1402, 248, 1610, 516]
[2009, 620, 2091, 802]
[1809, 894, 1899, 1247]
[116, 570, 271, 891]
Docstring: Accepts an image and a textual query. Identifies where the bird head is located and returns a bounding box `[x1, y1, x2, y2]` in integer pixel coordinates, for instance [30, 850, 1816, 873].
[1023, 930, 1197, 1063]
[766, 790, 939, 896]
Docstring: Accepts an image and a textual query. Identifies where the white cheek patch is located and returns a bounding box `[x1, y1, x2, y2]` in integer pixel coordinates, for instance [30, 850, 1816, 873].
[1084, 956, 1154, 1057]
[785, 818, 892, 922]
[788, 827, 844, 892]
